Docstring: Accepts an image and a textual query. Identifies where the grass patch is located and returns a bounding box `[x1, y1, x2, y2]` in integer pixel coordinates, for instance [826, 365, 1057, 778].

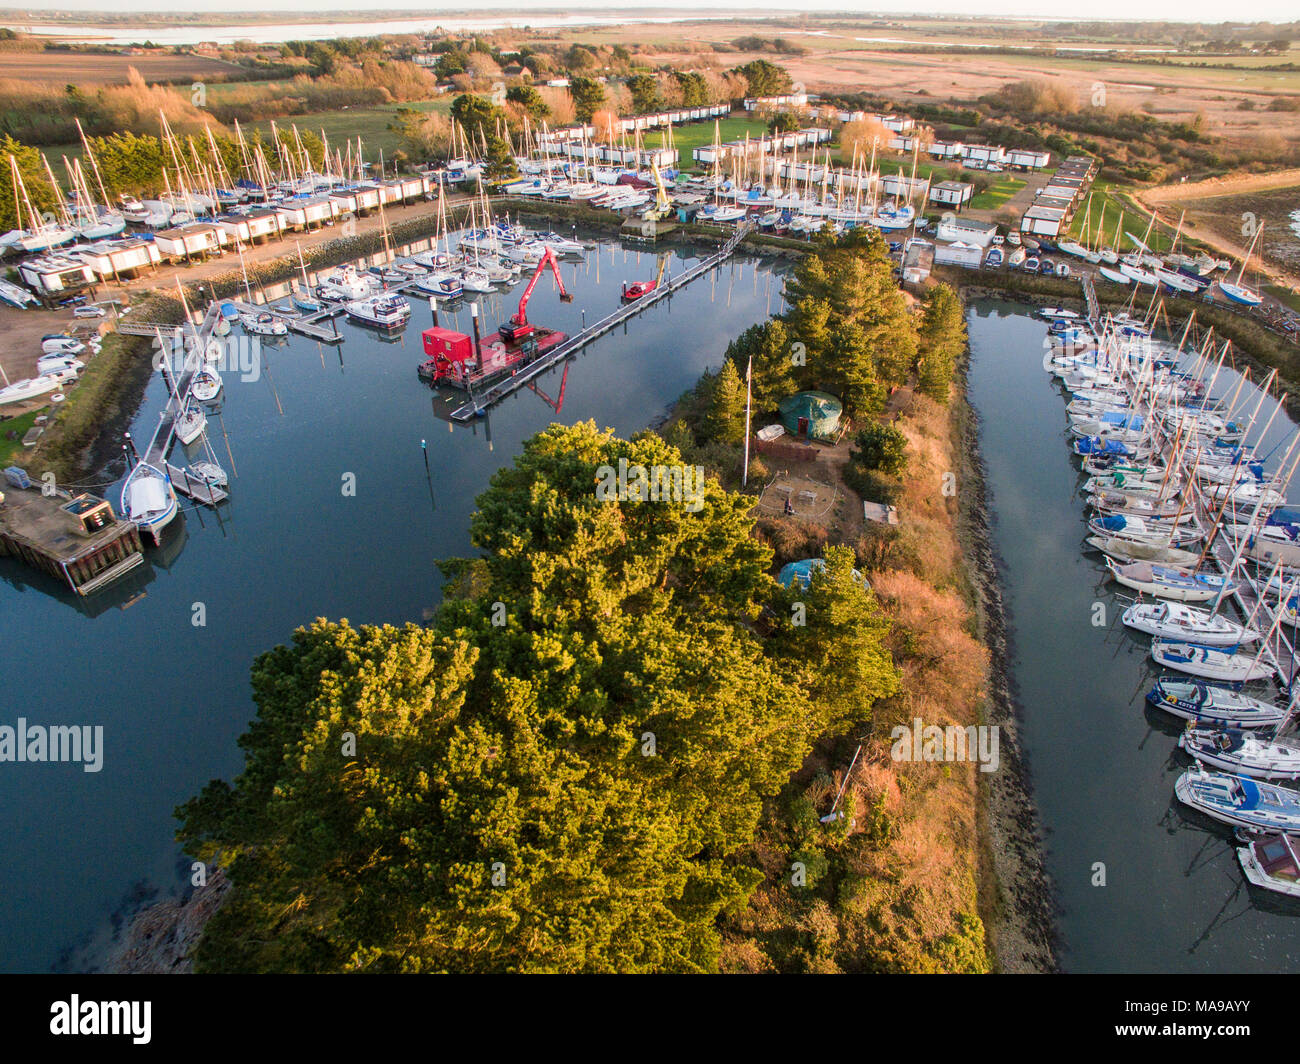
[0, 408, 42, 467]
[248, 98, 452, 161]
[969, 176, 1025, 211]
[1267, 284, 1300, 313]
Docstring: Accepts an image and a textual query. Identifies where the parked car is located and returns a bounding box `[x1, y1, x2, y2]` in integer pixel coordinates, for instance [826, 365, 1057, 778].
[73, 305, 106, 318]
[986, 163, 1004, 172]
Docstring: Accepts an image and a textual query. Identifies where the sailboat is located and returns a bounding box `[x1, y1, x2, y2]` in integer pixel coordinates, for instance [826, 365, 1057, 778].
[190, 368, 222, 403]
[1147, 677, 1288, 728]
[1219, 222, 1265, 307]
[120, 460, 178, 544]
[2, 154, 76, 251]
[1181, 726, 1300, 780]
[1122, 601, 1259, 646]
[1174, 765, 1300, 832]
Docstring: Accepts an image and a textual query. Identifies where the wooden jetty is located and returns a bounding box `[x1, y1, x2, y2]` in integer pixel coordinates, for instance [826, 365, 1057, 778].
[164, 462, 228, 506]
[223, 298, 344, 343]
[0, 478, 145, 596]
[447, 223, 753, 422]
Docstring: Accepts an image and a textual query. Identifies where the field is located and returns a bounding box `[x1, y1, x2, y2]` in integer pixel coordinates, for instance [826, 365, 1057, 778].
[0, 48, 238, 86]
[641, 115, 769, 170]
[247, 97, 451, 160]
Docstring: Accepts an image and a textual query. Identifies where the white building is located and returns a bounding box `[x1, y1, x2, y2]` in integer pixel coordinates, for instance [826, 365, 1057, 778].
[936, 217, 997, 248]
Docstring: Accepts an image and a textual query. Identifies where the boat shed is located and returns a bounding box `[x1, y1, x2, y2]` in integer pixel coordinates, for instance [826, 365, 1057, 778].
[18, 254, 97, 294]
[934, 241, 985, 268]
[218, 207, 283, 245]
[1020, 203, 1070, 237]
[929, 180, 974, 209]
[881, 174, 929, 199]
[1007, 148, 1051, 170]
[902, 239, 934, 284]
[936, 216, 997, 247]
[779, 391, 843, 441]
[75, 239, 161, 282]
[154, 223, 228, 261]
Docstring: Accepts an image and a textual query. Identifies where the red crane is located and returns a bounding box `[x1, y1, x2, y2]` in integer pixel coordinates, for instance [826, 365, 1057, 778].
[498, 246, 573, 345]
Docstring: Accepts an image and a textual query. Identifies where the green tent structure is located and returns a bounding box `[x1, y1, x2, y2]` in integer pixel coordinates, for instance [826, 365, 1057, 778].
[778, 391, 843, 441]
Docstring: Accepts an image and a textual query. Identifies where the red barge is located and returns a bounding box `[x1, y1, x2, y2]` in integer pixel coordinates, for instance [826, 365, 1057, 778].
[420, 246, 572, 389]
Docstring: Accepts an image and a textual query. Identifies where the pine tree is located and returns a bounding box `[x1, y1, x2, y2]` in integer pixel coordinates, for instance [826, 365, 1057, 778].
[705, 358, 746, 445]
[916, 283, 966, 402]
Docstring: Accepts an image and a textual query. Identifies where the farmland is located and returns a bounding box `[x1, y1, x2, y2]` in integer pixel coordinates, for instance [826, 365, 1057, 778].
[0, 48, 238, 86]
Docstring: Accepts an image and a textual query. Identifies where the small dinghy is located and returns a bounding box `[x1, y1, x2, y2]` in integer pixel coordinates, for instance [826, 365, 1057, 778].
[1106, 559, 1235, 603]
[1148, 678, 1288, 728]
[1181, 726, 1300, 780]
[1149, 638, 1272, 682]
[1123, 601, 1259, 646]
[1174, 766, 1300, 832]
[188, 461, 227, 489]
[1237, 832, 1300, 897]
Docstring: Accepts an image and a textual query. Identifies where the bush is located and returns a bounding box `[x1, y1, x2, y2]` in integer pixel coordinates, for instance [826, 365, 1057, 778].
[851, 422, 909, 476]
[844, 467, 902, 505]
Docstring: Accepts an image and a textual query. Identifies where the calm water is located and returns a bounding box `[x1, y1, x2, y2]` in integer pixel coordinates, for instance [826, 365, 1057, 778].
[0, 235, 787, 973]
[967, 299, 1300, 973]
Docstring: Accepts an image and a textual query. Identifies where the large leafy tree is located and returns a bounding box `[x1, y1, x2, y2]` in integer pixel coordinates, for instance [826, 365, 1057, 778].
[568, 76, 605, 124]
[736, 58, 792, 97]
[724, 318, 798, 414]
[178, 422, 875, 973]
[915, 283, 966, 401]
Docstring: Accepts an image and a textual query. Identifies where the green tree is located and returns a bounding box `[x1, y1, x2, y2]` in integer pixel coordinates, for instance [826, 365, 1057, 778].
[505, 84, 549, 120]
[724, 319, 797, 414]
[450, 94, 517, 179]
[0, 134, 58, 232]
[770, 545, 899, 735]
[568, 75, 605, 123]
[736, 59, 792, 97]
[627, 73, 659, 114]
[915, 283, 965, 401]
[851, 422, 908, 476]
[705, 358, 746, 445]
[768, 111, 799, 135]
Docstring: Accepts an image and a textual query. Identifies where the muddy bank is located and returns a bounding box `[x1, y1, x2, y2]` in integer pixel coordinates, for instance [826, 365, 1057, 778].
[952, 349, 1059, 974]
[97, 870, 230, 974]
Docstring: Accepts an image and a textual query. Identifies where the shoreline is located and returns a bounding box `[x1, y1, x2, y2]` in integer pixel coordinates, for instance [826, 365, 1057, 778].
[952, 340, 1059, 973]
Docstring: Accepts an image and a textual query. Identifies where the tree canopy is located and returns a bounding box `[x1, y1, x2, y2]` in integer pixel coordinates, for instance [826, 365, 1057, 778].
[178, 422, 900, 973]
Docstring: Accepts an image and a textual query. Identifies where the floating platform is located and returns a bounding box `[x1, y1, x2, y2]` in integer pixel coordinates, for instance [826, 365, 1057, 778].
[0, 484, 145, 596]
[164, 463, 229, 506]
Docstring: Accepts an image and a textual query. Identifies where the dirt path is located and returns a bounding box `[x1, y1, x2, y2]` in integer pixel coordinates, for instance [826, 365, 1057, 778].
[1141, 169, 1300, 206]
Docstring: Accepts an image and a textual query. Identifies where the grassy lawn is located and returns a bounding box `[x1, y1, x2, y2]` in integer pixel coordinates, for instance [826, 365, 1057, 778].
[1267, 284, 1300, 313]
[0, 409, 42, 467]
[642, 116, 770, 169]
[248, 98, 452, 161]
[1064, 179, 1159, 252]
[969, 176, 1026, 210]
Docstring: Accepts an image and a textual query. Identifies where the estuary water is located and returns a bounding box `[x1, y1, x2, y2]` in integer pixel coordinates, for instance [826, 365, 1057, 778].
[967, 298, 1300, 973]
[0, 235, 787, 972]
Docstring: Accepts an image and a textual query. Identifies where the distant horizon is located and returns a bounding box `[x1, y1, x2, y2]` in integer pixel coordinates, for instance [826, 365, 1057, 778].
[1, 2, 1296, 26]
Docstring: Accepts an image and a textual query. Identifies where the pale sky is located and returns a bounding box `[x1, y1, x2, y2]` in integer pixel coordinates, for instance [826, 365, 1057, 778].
[5, 1, 1297, 22]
